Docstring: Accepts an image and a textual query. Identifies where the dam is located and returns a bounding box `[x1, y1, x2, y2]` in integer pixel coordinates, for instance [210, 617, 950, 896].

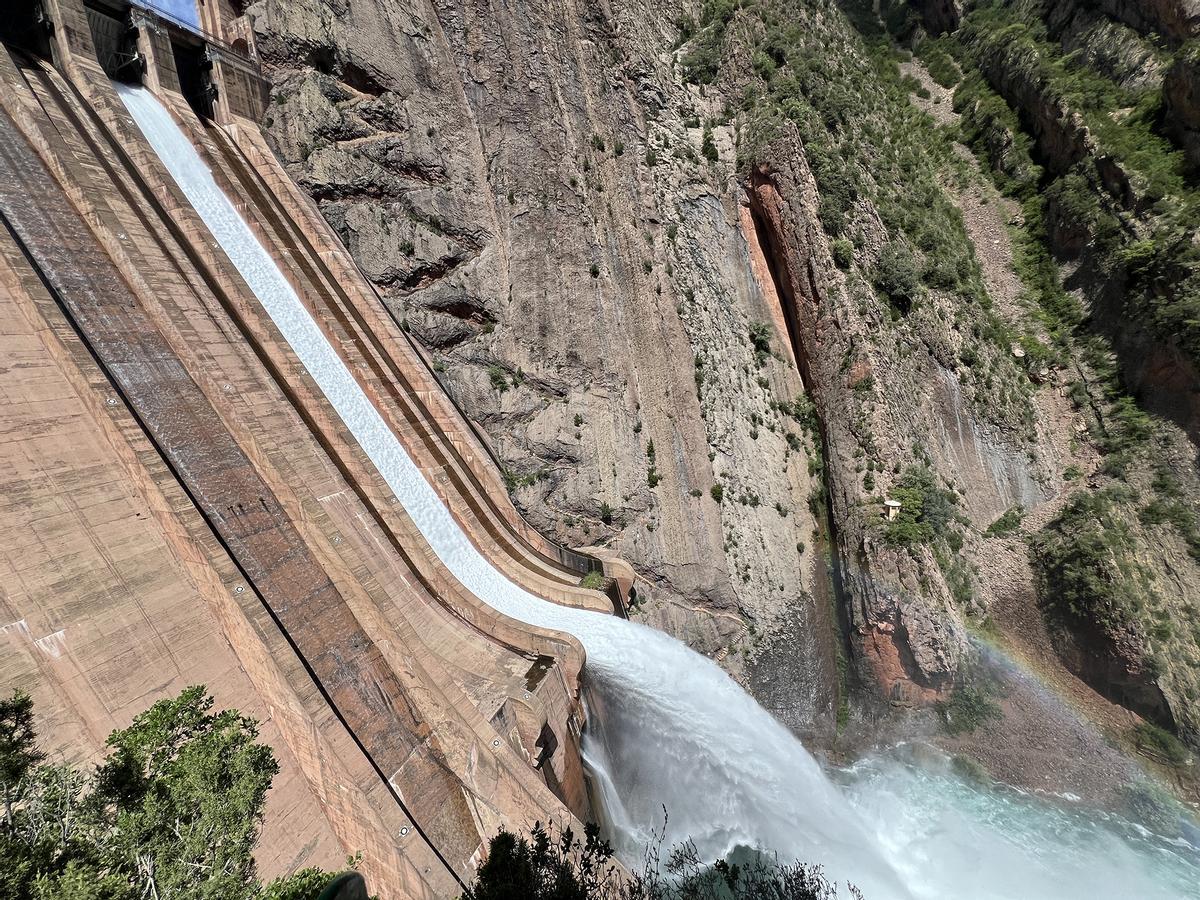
[1, 2, 1198, 898]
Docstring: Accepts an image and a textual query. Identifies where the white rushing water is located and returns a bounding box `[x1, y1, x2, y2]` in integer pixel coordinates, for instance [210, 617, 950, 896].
[116, 83, 1200, 900]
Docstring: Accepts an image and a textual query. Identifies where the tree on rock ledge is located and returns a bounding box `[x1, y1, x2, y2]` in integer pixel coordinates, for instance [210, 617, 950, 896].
[0, 687, 347, 900]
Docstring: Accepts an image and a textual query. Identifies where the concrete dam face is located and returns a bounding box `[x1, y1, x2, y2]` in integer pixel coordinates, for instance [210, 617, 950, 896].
[0, 1, 614, 894]
[3, 3, 1200, 900]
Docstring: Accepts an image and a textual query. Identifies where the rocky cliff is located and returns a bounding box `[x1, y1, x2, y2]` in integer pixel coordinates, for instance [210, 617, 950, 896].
[1166, 48, 1200, 167]
[241, 0, 1200, 787]
[898, 0, 1200, 757]
[244, 0, 848, 742]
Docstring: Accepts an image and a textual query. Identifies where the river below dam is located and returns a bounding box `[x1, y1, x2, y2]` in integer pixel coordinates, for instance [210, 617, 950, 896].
[117, 81, 1200, 900]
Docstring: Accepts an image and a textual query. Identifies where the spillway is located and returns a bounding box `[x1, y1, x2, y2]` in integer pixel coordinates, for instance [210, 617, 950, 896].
[115, 83, 1200, 900]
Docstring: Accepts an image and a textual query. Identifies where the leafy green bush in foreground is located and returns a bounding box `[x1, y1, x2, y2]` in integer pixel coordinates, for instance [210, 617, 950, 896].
[0, 687, 344, 900]
[462, 820, 863, 900]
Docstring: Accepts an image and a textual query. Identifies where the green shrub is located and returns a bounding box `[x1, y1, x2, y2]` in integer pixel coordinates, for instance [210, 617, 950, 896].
[953, 73, 1041, 199]
[0, 689, 343, 900]
[939, 680, 1002, 735]
[920, 38, 961, 88]
[884, 465, 958, 546]
[580, 570, 606, 591]
[1098, 395, 1153, 474]
[1132, 722, 1191, 767]
[489, 366, 510, 392]
[646, 440, 661, 488]
[832, 238, 854, 269]
[985, 505, 1024, 536]
[681, 1, 739, 84]
[1009, 196, 1083, 340]
[1030, 488, 1154, 632]
[937, 548, 974, 604]
[1138, 496, 1200, 562]
[749, 321, 773, 365]
[464, 821, 857, 900]
[874, 241, 920, 311]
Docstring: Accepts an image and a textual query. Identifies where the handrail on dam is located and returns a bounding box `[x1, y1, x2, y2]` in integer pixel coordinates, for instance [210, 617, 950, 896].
[85, 0, 259, 67]
[130, 0, 245, 55]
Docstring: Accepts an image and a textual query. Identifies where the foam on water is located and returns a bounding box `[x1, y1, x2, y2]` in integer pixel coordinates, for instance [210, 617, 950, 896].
[116, 83, 1200, 900]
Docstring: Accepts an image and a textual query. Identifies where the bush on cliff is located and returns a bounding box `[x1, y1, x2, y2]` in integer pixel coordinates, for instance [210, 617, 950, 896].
[0, 688, 343, 900]
[1029, 488, 1152, 634]
[873, 242, 921, 312]
[939, 680, 1003, 735]
[884, 465, 959, 546]
[919, 39, 961, 89]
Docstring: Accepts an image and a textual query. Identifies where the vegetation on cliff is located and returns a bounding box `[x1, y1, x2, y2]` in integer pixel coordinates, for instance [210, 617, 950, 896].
[1030, 479, 1200, 732]
[682, 0, 1039, 430]
[675, 0, 1200, 757]
[834, 0, 1200, 749]
[1030, 487, 1157, 635]
[0, 687, 342, 900]
[951, 0, 1200, 367]
[883, 464, 961, 547]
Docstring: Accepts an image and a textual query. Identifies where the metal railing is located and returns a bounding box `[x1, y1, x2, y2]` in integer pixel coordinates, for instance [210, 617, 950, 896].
[126, 0, 257, 65]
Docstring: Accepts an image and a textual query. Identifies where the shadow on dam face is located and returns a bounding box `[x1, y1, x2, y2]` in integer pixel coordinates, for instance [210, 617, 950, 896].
[1, 0, 55, 62]
[171, 39, 216, 119]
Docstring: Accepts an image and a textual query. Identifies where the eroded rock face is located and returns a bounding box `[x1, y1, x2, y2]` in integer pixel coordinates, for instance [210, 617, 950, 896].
[971, 38, 1092, 177]
[247, 0, 844, 741]
[1095, 0, 1200, 45]
[1166, 52, 1200, 169]
[923, 0, 1200, 748]
[742, 148, 980, 704]
[1048, 2, 1166, 91]
[909, 0, 963, 35]
[242, 0, 1109, 744]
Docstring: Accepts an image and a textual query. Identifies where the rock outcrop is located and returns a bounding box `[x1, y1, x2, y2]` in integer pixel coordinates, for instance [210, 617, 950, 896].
[742, 155, 972, 703]
[246, 0, 1200, 763]
[909, 0, 963, 35]
[1166, 50, 1200, 168]
[1094, 0, 1200, 45]
[912, 0, 1200, 749]
[247, 0, 844, 742]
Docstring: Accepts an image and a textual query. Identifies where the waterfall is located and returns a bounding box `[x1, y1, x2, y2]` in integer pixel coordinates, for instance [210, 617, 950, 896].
[115, 83, 1199, 900]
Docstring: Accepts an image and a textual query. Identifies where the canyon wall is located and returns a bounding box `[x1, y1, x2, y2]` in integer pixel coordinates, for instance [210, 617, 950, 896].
[247, 0, 844, 742]
[907, 0, 1200, 750]
[244, 0, 1094, 760]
